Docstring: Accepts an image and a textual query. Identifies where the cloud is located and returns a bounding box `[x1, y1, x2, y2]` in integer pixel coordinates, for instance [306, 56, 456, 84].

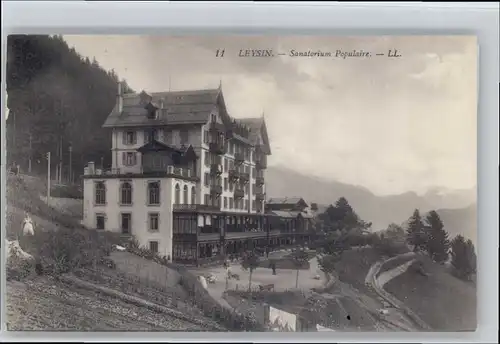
[62, 35, 477, 195]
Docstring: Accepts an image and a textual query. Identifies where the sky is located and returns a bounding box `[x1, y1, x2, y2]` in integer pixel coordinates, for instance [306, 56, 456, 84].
[62, 35, 477, 196]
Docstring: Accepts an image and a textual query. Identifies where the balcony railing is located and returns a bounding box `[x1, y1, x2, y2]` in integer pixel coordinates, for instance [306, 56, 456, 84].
[256, 192, 265, 201]
[209, 141, 226, 155]
[210, 163, 222, 176]
[209, 121, 225, 133]
[239, 172, 250, 183]
[256, 176, 265, 185]
[210, 184, 223, 195]
[228, 169, 239, 180]
[173, 204, 221, 212]
[234, 188, 245, 199]
[83, 165, 194, 178]
[234, 152, 245, 164]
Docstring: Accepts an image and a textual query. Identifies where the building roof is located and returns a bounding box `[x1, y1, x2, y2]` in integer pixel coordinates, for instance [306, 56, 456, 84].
[238, 116, 271, 155]
[269, 210, 313, 219]
[103, 85, 272, 155]
[103, 88, 221, 128]
[267, 197, 308, 206]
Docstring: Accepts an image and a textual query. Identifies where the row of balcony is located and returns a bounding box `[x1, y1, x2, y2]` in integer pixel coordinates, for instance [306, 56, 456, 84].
[83, 165, 194, 178]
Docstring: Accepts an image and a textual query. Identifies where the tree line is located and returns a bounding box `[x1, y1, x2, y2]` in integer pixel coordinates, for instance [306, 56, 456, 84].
[6, 34, 133, 183]
[314, 197, 477, 282]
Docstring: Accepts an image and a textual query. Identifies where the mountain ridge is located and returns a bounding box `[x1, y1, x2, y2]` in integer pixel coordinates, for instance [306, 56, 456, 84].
[265, 165, 476, 241]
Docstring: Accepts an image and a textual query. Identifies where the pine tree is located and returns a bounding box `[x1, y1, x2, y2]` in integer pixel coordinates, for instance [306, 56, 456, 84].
[406, 209, 427, 252]
[450, 235, 477, 280]
[424, 210, 450, 263]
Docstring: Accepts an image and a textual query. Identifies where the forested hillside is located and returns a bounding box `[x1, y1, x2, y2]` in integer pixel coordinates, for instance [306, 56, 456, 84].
[6, 34, 132, 183]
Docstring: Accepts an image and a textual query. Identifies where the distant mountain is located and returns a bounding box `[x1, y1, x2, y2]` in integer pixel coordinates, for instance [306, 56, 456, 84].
[435, 205, 477, 245]
[265, 165, 477, 235]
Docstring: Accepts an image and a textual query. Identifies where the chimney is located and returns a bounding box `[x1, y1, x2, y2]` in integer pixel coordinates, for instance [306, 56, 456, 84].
[117, 81, 124, 113]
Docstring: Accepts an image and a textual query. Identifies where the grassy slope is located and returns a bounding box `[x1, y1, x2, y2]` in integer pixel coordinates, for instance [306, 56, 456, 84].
[334, 247, 383, 295]
[6, 276, 209, 331]
[384, 256, 476, 331]
[5, 174, 222, 331]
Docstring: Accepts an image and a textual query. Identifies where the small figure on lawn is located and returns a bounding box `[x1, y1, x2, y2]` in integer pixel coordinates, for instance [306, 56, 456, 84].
[271, 261, 277, 275]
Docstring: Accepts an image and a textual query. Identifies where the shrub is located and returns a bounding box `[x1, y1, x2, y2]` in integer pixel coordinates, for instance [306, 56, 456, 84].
[372, 236, 409, 258]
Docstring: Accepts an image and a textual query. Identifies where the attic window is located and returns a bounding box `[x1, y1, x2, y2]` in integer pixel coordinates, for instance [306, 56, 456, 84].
[145, 102, 158, 120]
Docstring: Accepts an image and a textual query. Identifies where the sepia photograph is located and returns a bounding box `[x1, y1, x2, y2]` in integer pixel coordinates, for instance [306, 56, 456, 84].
[4, 34, 477, 332]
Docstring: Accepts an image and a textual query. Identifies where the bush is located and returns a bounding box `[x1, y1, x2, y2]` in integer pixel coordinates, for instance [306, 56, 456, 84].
[372, 236, 409, 258]
[35, 227, 120, 274]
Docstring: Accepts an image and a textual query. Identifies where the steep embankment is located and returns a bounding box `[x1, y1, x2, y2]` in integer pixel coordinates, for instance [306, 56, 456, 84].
[383, 255, 476, 331]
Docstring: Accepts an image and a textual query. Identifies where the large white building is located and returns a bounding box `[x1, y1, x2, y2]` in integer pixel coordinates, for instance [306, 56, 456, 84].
[83, 82, 279, 264]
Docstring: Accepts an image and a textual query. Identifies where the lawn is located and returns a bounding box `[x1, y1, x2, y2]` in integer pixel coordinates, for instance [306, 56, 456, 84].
[5, 276, 213, 331]
[384, 256, 477, 331]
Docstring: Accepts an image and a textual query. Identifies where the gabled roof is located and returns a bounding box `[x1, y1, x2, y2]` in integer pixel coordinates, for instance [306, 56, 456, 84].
[103, 88, 221, 128]
[267, 197, 308, 207]
[136, 139, 181, 153]
[238, 116, 271, 155]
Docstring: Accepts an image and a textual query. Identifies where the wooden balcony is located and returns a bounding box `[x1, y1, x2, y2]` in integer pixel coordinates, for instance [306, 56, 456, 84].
[210, 184, 223, 195]
[209, 141, 226, 155]
[239, 172, 250, 183]
[234, 152, 245, 164]
[228, 169, 239, 180]
[210, 163, 222, 176]
[234, 188, 245, 199]
[209, 121, 225, 133]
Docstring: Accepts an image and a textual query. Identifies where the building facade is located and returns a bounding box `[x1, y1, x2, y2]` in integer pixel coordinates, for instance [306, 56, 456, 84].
[82, 82, 311, 264]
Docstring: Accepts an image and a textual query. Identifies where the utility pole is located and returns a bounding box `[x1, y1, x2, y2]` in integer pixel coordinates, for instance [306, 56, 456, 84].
[46, 152, 51, 204]
[59, 135, 63, 184]
[28, 133, 32, 174]
[69, 145, 73, 184]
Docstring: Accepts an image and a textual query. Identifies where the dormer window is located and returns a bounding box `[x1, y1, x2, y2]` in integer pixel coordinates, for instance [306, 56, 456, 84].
[145, 102, 158, 120]
[211, 114, 216, 123]
[144, 128, 159, 143]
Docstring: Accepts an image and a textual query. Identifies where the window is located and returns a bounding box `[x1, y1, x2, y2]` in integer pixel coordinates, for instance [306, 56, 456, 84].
[122, 152, 137, 166]
[229, 181, 234, 192]
[224, 178, 228, 191]
[229, 159, 234, 170]
[123, 131, 136, 145]
[191, 186, 196, 204]
[148, 181, 160, 205]
[96, 214, 105, 230]
[252, 168, 256, 178]
[149, 241, 159, 253]
[144, 128, 158, 143]
[204, 152, 210, 166]
[120, 182, 132, 205]
[149, 213, 159, 231]
[204, 172, 210, 186]
[183, 185, 189, 204]
[224, 158, 228, 171]
[180, 130, 189, 144]
[211, 114, 216, 123]
[229, 197, 234, 209]
[121, 213, 132, 234]
[204, 130, 209, 144]
[175, 184, 181, 204]
[204, 194, 210, 205]
[252, 200, 256, 210]
[245, 200, 249, 210]
[252, 183, 256, 195]
[224, 197, 228, 208]
[95, 181, 106, 205]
